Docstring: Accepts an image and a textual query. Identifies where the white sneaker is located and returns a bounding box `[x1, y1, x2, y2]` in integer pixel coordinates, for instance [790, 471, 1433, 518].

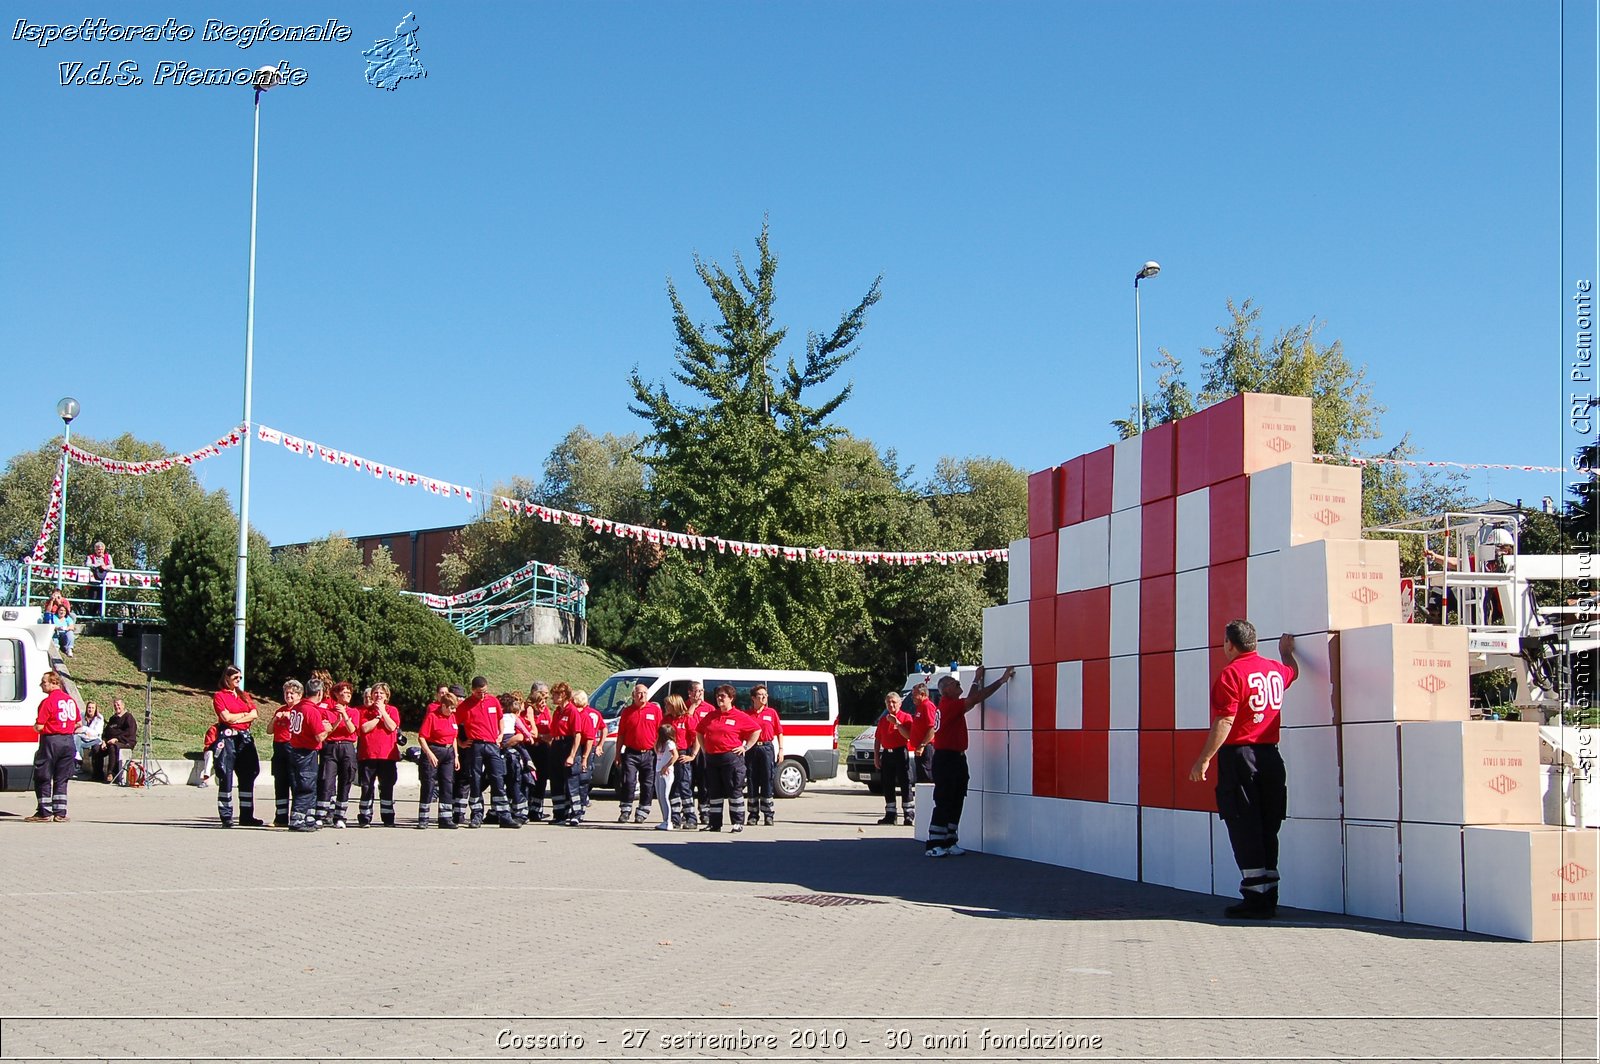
[926, 846, 948, 858]
[656, 823, 672, 831]
[943, 844, 968, 857]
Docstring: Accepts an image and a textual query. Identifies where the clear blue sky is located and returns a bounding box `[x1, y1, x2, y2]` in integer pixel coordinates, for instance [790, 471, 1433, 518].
[2, 1, 1594, 550]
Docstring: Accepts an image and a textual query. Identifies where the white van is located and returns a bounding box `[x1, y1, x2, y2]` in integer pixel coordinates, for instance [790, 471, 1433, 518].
[586, 667, 839, 798]
[0, 613, 66, 790]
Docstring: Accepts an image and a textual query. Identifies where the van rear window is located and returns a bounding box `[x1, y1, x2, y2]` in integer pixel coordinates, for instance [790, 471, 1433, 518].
[0, 639, 22, 703]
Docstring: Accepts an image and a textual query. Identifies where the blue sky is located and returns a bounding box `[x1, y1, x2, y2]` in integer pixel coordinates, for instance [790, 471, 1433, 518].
[1, 1, 1594, 551]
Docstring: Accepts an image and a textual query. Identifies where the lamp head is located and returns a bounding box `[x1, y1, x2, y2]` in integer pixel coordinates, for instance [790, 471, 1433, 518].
[253, 66, 284, 92]
[56, 397, 79, 424]
[1136, 261, 1162, 281]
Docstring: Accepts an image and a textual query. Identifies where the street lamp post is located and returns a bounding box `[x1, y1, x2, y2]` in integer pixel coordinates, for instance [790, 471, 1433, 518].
[55, 397, 80, 578]
[1133, 261, 1161, 434]
[233, 66, 284, 680]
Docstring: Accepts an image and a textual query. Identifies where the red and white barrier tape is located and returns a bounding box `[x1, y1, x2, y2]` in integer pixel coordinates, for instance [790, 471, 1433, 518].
[1313, 453, 1575, 475]
[27, 561, 161, 589]
[63, 425, 247, 475]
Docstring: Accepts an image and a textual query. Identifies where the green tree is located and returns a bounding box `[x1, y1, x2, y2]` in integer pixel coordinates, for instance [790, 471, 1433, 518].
[275, 532, 406, 592]
[625, 225, 882, 671]
[0, 433, 229, 570]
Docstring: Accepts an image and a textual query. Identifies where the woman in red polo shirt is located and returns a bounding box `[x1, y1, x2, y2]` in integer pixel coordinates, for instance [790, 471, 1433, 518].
[357, 682, 402, 827]
[697, 685, 761, 833]
[212, 666, 262, 828]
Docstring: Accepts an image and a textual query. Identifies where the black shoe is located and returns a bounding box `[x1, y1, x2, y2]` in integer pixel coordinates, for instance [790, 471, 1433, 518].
[531, 813, 549, 822]
[902, 816, 914, 826]
[1223, 900, 1277, 920]
[416, 822, 430, 829]
[218, 819, 233, 828]
[877, 815, 897, 825]
[440, 820, 458, 829]
[707, 824, 722, 832]
[356, 820, 372, 828]
[467, 817, 484, 829]
[289, 823, 316, 832]
[498, 817, 522, 829]
[764, 817, 774, 826]
[617, 812, 631, 824]
[273, 817, 289, 828]
[240, 816, 265, 827]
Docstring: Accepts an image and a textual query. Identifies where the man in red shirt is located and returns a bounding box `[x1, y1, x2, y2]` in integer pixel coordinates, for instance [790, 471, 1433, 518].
[318, 682, 361, 828]
[615, 683, 663, 823]
[268, 680, 299, 826]
[872, 691, 914, 826]
[924, 666, 1014, 857]
[284, 679, 332, 832]
[457, 675, 519, 828]
[698, 685, 762, 832]
[547, 682, 578, 824]
[744, 683, 784, 827]
[1189, 620, 1299, 919]
[898, 682, 938, 788]
[574, 693, 604, 823]
[28, 670, 80, 822]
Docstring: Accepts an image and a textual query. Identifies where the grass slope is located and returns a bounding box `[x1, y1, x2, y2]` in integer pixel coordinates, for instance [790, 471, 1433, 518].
[59, 637, 631, 758]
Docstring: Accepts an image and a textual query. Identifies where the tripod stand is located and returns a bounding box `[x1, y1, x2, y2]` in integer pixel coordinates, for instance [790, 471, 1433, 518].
[135, 670, 170, 787]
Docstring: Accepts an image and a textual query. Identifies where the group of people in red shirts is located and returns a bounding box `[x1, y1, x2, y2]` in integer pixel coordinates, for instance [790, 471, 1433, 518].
[203, 671, 789, 834]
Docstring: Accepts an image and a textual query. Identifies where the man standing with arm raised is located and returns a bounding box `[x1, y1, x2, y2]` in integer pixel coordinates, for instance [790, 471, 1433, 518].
[1189, 620, 1298, 920]
[925, 666, 1014, 858]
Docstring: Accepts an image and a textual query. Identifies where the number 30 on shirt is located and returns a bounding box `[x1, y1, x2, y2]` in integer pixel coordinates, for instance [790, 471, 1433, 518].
[1246, 671, 1285, 722]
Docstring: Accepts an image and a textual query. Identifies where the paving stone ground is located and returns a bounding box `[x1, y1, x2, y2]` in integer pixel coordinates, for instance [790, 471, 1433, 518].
[0, 775, 1593, 1064]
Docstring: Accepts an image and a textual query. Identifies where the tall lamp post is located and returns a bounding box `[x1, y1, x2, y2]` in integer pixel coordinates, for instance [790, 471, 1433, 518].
[55, 397, 80, 577]
[1133, 261, 1161, 433]
[233, 66, 284, 679]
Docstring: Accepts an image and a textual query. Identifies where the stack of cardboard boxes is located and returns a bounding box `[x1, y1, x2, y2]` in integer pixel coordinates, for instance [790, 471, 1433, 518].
[969, 393, 1597, 941]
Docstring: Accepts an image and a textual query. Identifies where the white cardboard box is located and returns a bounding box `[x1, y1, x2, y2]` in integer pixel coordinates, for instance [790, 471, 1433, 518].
[1340, 624, 1470, 723]
[1031, 796, 1074, 869]
[1074, 515, 1110, 591]
[1008, 727, 1033, 796]
[1246, 550, 1284, 641]
[1278, 817, 1346, 914]
[980, 730, 1010, 795]
[979, 790, 1013, 857]
[966, 732, 988, 793]
[913, 783, 934, 841]
[1281, 726, 1343, 819]
[1265, 632, 1337, 728]
[1112, 434, 1143, 514]
[1400, 821, 1465, 930]
[1247, 461, 1364, 555]
[1109, 655, 1140, 730]
[1341, 723, 1400, 822]
[1007, 537, 1030, 604]
[981, 601, 1030, 671]
[1057, 523, 1080, 594]
[1056, 659, 1083, 730]
[957, 789, 984, 852]
[1175, 568, 1209, 651]
[1069, 799, 1139, 880]
[1277, 539, 1402, 636]
[1140, 807, 1214, 894]
[1399, 721, 1542, 825]
[1173, 649, 1212, 730]
[1175, 488, 1211, 573]
[1109, 580, 1141, 658]
[1344, 819, 1402, 922]
[978, 664, 1030, 732]
[1108, 730, 1139, 805]
[1108, 507, 1143, 585]
[1211, 813, 1237, 898]
[1463, 825, 1600, 941]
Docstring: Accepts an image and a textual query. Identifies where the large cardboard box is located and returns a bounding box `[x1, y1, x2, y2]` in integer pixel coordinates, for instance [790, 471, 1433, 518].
[966, 730, 989, 792]
[1277, 539, 1402, 635]
[1399, 721, 1542, 825]
[1055, 660, 1083, 730]
[1028, 531, 1057, 603]
[1281, 725, 1343, 820]
[1341, 722, 1400, 822]
[1110, 580, 1141, 659]
[1278, 817, 1346, 914]
[1463, 825, 1600, 941]
[1262, 632, 1337, 728]
[1246, 550, 1285, 640]
[1211, 812, 1237, 898]
[1400, 821, 1465, 930]
[1007, 727, 1033, 796]
[1340, 624, 1470, 723]
[1173, 649, 1212, 730]
[1174, 488, 1211, 573]
[979, 790, 1015, 857]
[1248, 461, 1364, 555]
[1140, 575, 1177, 655]
[1028, 468, 1056, 538]
[1139, 652, 1176, 730]
[1107, 729, 1139, 805]
[1175, 568, 1209, 652]
[981, 601, 1029, 670]
[957, 789, 984, 852]
[1007, 537, 1031, 604]
[1108, 507, 1142, 585]
[1112, 434, 1143, 513]
[1140, 807, 1214, 894]
[1209, 476, 1251, 565]
[1069, 798, 1139, 880]
[1082, 446, 1115, 521]
[1141, 421, 1177, 504]
[1206, 392, 1316, 483]
[1142, 496, 1177, 577]
[979, 731, 1009, 795]
[1344, 820, 1402, 921]
[977, 663, 1029, 732]
[1109, 655, 1140, 729]
[913, 783, 934, 841]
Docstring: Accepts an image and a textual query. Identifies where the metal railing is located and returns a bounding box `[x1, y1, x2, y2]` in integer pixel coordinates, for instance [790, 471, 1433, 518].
[402, 560, 587, 639]
[21, 560, 164, 623]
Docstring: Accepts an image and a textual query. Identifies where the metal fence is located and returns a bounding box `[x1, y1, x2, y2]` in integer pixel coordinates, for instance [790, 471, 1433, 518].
[402, 561, 587, 639]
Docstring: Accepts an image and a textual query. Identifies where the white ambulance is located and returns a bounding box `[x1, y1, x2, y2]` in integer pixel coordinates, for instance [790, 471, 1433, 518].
[0, 612, 65, 790]
[586, 667, 839, 798]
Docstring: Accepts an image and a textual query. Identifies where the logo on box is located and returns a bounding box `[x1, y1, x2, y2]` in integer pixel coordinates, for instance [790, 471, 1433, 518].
[1484, 773, 1520, 795]
[1265, 436, 1292, 453]
[1416, 674, 1448, 694]
[1350, 586, 1380, 605]
[1556, 862, 1592, 885]
[1311, 507, 1342, 526]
